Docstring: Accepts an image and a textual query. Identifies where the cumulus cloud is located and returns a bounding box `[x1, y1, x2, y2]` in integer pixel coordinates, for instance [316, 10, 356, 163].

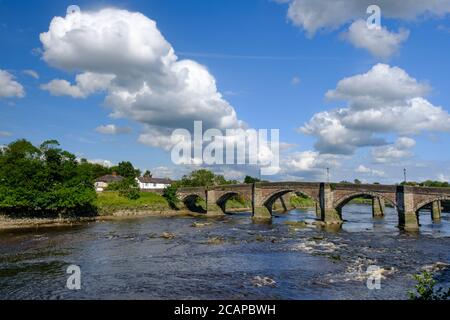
[40, 8, 244, 149]
[282, 0, 450, 36]
[280, 1, 450, 58]
[281, 150, 342, 180]
[300, 64, 450, 155]
[22, 69, 39, 79]
[355, 164, 385, 177]
[0, 70, 25, 98]
[41, 72, 115, 98]
[341, 20, 409, 59]
[95, 124, 132, 135]
[371, 137, 416, 163]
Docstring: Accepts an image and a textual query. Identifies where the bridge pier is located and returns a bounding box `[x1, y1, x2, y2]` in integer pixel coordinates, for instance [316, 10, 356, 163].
[397, 186, 419, 231]
[431, 200, 442, 221]
[372, 196, 385, 217]
[320, 183, 342, 224]
[252, 185, 272, 220]
[206, 190, 225, 216]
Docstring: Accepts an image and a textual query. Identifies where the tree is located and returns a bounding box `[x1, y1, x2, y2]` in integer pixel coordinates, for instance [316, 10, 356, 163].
[177, 169, 238, 187]
[111, 161, 140, 178]
[0, 139, 96, 217]
[354, 179, 362, 184]
[143, 170, 152, 177]
[244, 175, 260, 184]
[163, 185, 178, 209]
[117, 177, 140, 200]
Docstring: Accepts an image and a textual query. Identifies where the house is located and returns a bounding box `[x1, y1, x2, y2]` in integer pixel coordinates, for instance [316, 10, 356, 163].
[94, 173, 124, 192]
[136, 176, 172, 191]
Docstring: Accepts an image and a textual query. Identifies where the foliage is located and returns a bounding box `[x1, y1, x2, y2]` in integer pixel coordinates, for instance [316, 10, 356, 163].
[0, 139, 96, 217]
[354, 179, 362, 184]
[401, 180, 450, 188]
[143, 170, 152, 177]
[290, 194, 315, 208]
[77, 158, 111, 182]
[117, 177, 140, 200]
[110, 161, 141, 178]
[244, 175, 260, 184]
[162, 185, 178, 209]
[408, 271, 450, 300]
[176, 169, 238, 187]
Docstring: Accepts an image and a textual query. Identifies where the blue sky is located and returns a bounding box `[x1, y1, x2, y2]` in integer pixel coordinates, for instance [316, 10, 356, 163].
[1, 0, 450, 183]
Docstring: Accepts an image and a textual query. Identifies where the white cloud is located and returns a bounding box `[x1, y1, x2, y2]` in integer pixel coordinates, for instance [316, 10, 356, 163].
[282, 150, 342, 178]
[300, 64, 450, 155]
[282, 0, 450, 36]
[41, 72, 115, 98]
[355, 164, 385, 177]
[86, 158, 113, 167]
[22, 69, 39, 79]
[40, 8, 245, 149]
[280, 1, 450, 58]
[371, 137, 416, 163]
[95, 124, 132, 135]
[341, 20, 409, 59]
[0, 131, 12, 137]
[0, 70, 25, 98]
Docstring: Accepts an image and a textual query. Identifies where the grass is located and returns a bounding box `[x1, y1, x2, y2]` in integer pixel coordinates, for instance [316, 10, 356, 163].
[290, 195, 315, 208]
[95, 191, 171, 215]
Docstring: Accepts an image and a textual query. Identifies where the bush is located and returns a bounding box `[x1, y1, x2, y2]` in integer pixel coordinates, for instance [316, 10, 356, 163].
[117, 178, 140, 200]
[408, 271, 450, 300]
[163, 185, 178, 209]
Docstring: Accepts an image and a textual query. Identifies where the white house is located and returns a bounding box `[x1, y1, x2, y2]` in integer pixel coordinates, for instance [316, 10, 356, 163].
[136, 176, 172, 191]
[94, 173, 124, 192]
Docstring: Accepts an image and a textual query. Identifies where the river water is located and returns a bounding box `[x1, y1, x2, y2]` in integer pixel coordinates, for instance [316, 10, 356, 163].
[0, 204, 449, 300]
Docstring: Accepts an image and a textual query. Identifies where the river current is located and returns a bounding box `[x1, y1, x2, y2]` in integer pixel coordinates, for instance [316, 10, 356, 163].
[0, 204, 449, 299]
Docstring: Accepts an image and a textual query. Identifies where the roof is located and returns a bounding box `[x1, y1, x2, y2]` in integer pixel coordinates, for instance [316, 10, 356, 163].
[95, 174, 124, 183]
[137, 176, 172, 184]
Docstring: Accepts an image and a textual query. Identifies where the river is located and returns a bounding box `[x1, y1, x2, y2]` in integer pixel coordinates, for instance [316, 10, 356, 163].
[0, 204, 449, 299]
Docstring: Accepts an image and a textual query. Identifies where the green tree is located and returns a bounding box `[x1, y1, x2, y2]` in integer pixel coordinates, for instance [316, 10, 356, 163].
[117, 177, 140, 200]
[244, 175, 260, 184]
[143, 170, 152, 177]
[162, 185, 178, 209]
[354, 179, 362, 184]
[0, 139, 96, 217]
[111, 161, 141, 178]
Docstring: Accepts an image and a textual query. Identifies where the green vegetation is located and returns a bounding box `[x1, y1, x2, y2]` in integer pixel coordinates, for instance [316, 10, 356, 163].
[408, 271, 450, 300]
[244, 175, 260, 184]
[402, 180, 450, 188]
[162, 185, 179, 209]
[94, 191, 170, 215]
[290, 194, 315, 208]
[175, 169, 238, 187]
[0, 139, 97, 217]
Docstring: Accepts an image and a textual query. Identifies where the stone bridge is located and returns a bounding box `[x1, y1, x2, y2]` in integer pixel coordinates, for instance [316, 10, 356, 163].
[177, 182, 450, 231]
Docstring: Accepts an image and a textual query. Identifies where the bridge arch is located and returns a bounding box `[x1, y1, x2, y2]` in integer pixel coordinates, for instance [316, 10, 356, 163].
[180, 194, 207, 213]
[262, 189, 319, 212]
[216, 191, 248, 214]
[334, 191, 396, 210]
[414, 196, 450, 212]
